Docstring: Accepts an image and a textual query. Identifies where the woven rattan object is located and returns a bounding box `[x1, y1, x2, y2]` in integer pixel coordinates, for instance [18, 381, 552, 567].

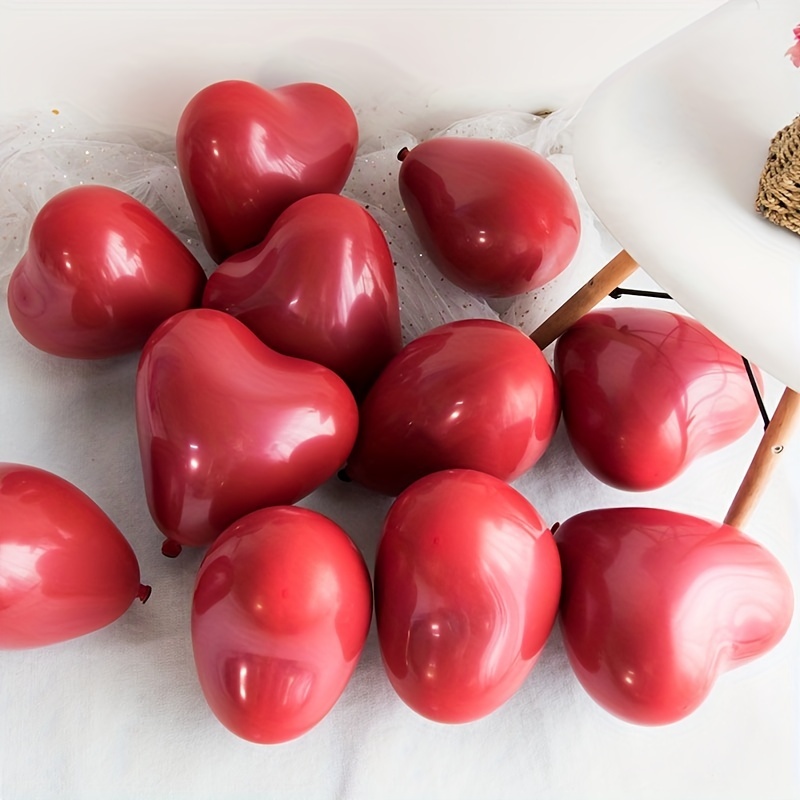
[756, 115, 800, 235]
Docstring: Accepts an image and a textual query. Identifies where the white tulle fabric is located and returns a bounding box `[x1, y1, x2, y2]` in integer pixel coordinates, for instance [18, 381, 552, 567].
[0, 107, 215, 280]
[0, 105, 617, 340]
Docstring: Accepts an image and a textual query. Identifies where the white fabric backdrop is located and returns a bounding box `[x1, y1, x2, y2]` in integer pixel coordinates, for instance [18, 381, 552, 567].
[0, 104, 797, 800]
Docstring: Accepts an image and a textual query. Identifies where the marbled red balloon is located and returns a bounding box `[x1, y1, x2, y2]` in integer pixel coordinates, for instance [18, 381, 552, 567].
[7, 185, 206, 358]
[135, 309, 358, 554]
[398, 137, 580, 297]
[192, 506, 372, 743]
[177, 80, 358, 262]
[555, 307, 761, 490]
[556, 507, 794, 725]
[203, 193, 401, 397]
[375, 469, 561, 723]
[0, 463, 148, 649]
[345, 319, 560, 496]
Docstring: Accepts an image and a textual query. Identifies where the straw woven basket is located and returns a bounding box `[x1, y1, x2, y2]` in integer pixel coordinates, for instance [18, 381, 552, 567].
[755, 115, 800, 235]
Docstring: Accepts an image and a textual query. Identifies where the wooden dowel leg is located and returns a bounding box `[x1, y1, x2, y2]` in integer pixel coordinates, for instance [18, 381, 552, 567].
[529, 249, 639, 349]
[724, 387, 800, 529]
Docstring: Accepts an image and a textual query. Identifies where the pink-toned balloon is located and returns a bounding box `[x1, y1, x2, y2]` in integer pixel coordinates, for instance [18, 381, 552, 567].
[135, 308, 359, 555]
[376, 469, 561, 723]
[203, 193, 402, 397]
[177, 80, 358, 263]
[556, 507, 794, 725]
[0, 463, 149, 649]
[7, 185, 206, 358]
[345, 319, 560, 496]
[555, 307, 761, 490]
[192, 505, 372, 743]
[398, 137, 580, 297]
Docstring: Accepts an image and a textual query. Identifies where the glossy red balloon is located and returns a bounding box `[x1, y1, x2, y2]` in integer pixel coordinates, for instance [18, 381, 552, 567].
[0, 463, 149, 649]
[177, 80, 358, 263]
[556, 507, 794, 726]
[397, 137, 580, 297]
[192, 505, 372, 743]
[135, 308, 359, 554]
[202, 193, 402, 397]
[345, 319, 560, 496]
[375, 469, 561, 722]
[555, 307, 761, 490]
[7, 185, 206, 358]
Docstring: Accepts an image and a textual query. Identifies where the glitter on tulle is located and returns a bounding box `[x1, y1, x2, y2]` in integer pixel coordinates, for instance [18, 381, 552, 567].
[0, 106, 214, 281]
[0, 104, 619, 339]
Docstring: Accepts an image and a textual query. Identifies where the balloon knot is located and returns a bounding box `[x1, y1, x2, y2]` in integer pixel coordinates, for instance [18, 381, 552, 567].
[161, 539, 183, 558]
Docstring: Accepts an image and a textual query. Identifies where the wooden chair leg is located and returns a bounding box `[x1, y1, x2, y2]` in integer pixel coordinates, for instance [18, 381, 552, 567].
[724, 387, 800, 529]
[529, 249, 638, 349]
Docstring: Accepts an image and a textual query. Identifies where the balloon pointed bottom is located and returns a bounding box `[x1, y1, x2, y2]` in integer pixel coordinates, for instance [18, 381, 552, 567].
[137, 584, 152, 603]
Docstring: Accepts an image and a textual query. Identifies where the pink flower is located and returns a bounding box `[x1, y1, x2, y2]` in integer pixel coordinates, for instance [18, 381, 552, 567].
[786, 24, 800, 68]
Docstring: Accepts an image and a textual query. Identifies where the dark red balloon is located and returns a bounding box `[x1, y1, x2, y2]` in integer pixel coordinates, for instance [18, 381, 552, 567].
[7, 185, 206, 358]
[135, 308, 358, 553]
[0, 463, 149, 649]
[202, 193, 402, 397]
[555, 307, 761, 490]
[375, 469, 561, 723]
[191, 505, 372, 743]
[345, 319, 560, 496]
[177, 80, 358, 263]
[556, 507, 794, 725]
[398, 137, 580, 297]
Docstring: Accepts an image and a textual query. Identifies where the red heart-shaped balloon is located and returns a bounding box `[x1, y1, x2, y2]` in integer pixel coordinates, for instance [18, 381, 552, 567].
[135, 308, 359, 554]
[7, 185, 206, 359]
[398, 137, 581, 297]
[345, 319, 560, 496]
[0, 463, 149, 649]
[192, 505, 372, 743]
[177, 80, 359, 263]
[554, 307, 761, 490]
[555, 507, 794, 725]
[376, 469, 561, 723]
[202, 193, 401, 397]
